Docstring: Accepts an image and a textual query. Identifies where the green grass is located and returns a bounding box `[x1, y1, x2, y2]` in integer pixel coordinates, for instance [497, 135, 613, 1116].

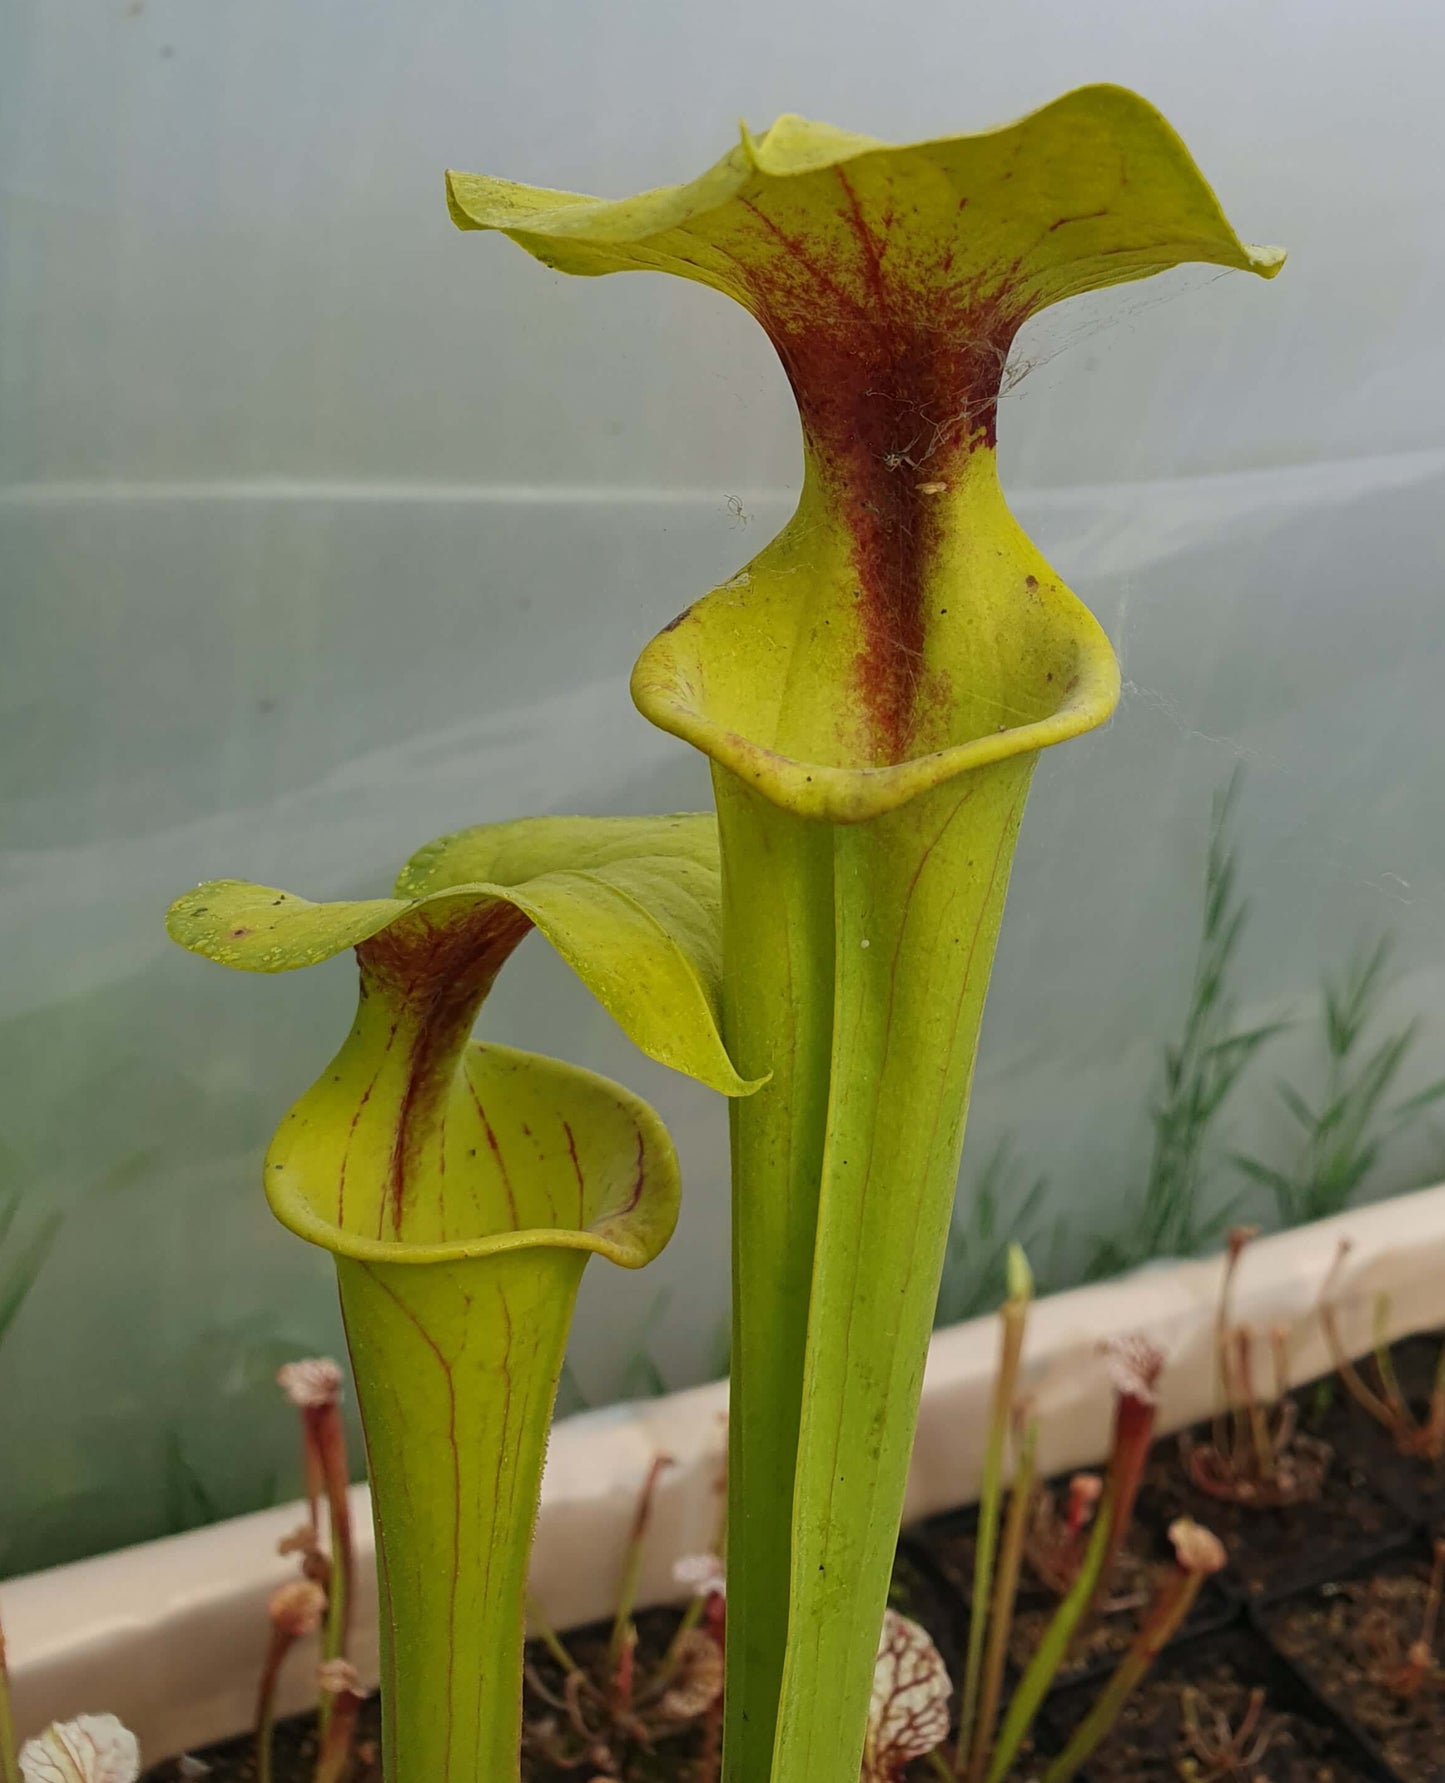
[1233, 935, 1445, 1226]
[1088, 773, 1286, 1277]
[936, 1140, 1050, 1326]
[0, 1179, 62, 1355]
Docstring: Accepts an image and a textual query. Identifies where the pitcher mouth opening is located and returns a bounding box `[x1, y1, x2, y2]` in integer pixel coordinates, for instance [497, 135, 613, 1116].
[264, 1039, 680, 1272]
[632, 528, 1122, 825]
[634, 659, 1119, 824]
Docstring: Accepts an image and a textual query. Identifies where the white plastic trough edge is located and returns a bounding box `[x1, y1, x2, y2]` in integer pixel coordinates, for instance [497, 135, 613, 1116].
[6, 1184, 1444, 1767]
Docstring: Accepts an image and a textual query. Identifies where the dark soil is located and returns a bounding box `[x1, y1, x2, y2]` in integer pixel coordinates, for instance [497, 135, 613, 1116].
[1300, 1354, 1445, 1526]
[140, 1328, 1445, 1783]
[1133, 1418, 1407, 1601]
[908, 1501, 1229, 1684]
[889, 1544, 968, 1680]
[522, 1606, 710, 1782]
[141, 1701, 385, 1783]
[1044, 1626, 1383, 1782]
[146, 1609, 708, 1783]
[1376, 1336, 1445, 1408]
[1264, 1550, 1445, 1783]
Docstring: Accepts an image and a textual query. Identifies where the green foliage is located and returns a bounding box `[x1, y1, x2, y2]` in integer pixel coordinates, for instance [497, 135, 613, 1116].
[1135, 774, 1287, 1257]
[1019, 782, 1445, 1289]
[158, 1323, 297, 1535]
[0, 1174, 61, 1355]
[161, 1429, 224, 1535]
[1233, 935, 1445, 1226]
[985, 1508, 1112, 1783]
[936, 1141, 1050, 1327]
[949, 1268, 1186, 1783]
[1089, 774, 1285, 1277]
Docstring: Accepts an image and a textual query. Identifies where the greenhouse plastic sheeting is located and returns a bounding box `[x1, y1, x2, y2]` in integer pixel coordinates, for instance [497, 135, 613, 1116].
[3, 0, 1444, 1572]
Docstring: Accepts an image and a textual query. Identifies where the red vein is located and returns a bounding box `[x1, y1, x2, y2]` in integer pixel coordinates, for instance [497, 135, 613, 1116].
[481, 1286, 513, 1662]
[737, 196, 873, 326]
[468, 1074, 520, 1228]
[337, 1018, 400, 1228]
[621, 1127, 647, 1216]
[834, 167, 891, 316]
[1047, 207, 1109, 233]
[563, 1119, 586, 1228]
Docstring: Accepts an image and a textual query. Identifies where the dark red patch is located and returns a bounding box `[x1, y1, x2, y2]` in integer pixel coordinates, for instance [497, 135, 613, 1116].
[359, 903, 534, 1236]
[738, 170, 1022, 757]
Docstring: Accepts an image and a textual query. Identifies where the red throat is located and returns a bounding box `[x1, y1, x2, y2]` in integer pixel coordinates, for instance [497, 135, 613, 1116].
[742, 169, 1021, 757]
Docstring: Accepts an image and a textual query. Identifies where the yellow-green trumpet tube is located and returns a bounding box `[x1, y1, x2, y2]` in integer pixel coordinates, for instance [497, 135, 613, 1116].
[290, 1050, 677, 1783]
[167, 814, 752, 1782]
[449, 85, 1283, 1783]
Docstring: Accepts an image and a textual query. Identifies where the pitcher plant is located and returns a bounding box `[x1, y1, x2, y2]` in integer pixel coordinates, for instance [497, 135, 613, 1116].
[449, 83, 1282, 1783]
[167, 815, 753, 1782]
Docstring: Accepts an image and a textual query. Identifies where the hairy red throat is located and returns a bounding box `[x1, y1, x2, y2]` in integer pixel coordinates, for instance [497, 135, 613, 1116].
[742, 169, 1022, 758]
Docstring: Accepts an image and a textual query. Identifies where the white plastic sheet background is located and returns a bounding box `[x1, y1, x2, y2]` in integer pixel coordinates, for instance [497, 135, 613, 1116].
[3, 0, 1443, 1570]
